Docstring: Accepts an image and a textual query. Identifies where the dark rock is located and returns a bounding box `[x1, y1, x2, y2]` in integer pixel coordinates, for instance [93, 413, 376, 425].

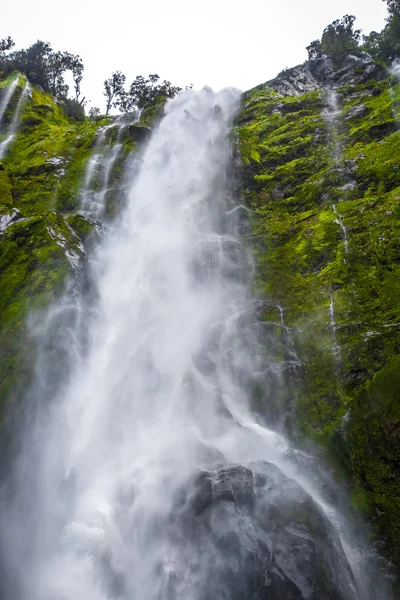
[127, 124, 152, 143]
[168, 461, 359, 600]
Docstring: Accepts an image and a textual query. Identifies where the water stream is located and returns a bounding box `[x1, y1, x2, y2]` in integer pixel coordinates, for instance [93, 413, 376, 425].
[81, 114, 140, 219]
[0, 89, 388, 599]
[0, 81, 31, 160]
[0, 76, 19, 128]
[325, 90, 349, 260]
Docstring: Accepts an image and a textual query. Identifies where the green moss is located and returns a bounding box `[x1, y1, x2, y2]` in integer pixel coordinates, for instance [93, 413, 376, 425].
[236, 63, 400, 571]
[0, 212, 84, 406]
[0, 164, 12, 206]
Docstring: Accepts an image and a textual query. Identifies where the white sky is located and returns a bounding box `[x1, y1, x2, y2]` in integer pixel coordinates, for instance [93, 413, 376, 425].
[4, 0, 388, 112]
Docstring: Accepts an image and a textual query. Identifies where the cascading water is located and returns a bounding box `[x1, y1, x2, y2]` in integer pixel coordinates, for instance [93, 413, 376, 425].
[0, 80, 31, 160]
[0, 89, 389, 599]
[389, 59, 400, 127]
[325, 90, 349, 259]
[0, 77, 19, 128]
[81, 113, 141, 218]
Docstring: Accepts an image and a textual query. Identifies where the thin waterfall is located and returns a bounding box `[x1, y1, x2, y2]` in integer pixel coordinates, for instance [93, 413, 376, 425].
[0, 81, 32, 160]
[81, 113, 141, 218]
[389, 59, 400, 128]
[0, 76, 19, 128]
[325, 89, 349, 258]
[0, 88, 389, 600]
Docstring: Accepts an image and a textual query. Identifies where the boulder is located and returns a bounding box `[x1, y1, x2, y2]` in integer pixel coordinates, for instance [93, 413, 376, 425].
[168, 462, 359, 600]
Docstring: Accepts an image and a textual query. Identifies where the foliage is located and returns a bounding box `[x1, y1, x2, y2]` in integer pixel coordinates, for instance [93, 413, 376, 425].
[363, 7, 400, 62]
[235, 60, 400, 576]
[306, 40, 323, 60]
[103, 71, 181, 113]
[59, 97, 86, 121]
[385, 0, 400, 16]
[320, 15, 361, 64]
[103, 71, 126, 115]
[0, 36, 14, 57]
[0, 37, 84, 101]
[88, 106, 101, 118]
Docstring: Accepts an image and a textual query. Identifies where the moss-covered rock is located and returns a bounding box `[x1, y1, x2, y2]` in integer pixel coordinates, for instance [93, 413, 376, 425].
[235, 55, 400, 573]
[0, 74, 147, 417]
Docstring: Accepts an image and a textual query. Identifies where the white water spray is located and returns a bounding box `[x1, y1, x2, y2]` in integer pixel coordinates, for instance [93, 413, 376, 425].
[0, 81, 31, 160]
[81, 114, 140, 218]
[0, 76, 19, 128]
[0, 88, 385, 599]
[325, 90, 350, 258]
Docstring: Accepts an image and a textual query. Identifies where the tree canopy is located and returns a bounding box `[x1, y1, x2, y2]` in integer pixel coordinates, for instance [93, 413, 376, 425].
[306, 4, 400, 65]
[306, 15, 361, 63]
[103, 72, 182, 114]
[0, 37, 84, 101]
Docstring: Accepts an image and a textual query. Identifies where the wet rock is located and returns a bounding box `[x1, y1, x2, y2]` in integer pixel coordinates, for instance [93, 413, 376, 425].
[171, 462, 359, 600]
[127, 124, 152, 143]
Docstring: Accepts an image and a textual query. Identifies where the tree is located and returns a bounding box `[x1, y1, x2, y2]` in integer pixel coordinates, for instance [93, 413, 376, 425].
[385, 0, 400, 16]
[362, 3, 400, 62]
[0, 36, 14, 56]
[103, 71, 126, 115]
[88, 106, 100, 118]
[306, 40, 323, 60]
[321, 15, 361, 63]
[0, 38, 85, 104]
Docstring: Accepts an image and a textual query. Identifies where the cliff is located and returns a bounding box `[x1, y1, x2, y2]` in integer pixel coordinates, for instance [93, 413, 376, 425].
[235, 51, 400, 568]
[1, 50, 400, 576]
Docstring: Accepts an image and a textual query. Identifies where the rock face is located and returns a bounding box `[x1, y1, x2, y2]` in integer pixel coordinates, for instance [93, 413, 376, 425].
[235, 53, 400, 572]
[265, 52, 387, 96]
[166, 462, 358, 600]
[0, 53, 400, 590]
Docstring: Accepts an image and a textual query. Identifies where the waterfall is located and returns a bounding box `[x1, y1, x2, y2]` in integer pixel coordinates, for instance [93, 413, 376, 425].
[325, 90, 349, 258]
[0, 89, 388, 599]
[0, 81, 31, 160]
[0, 76, 19, 128]
[81, 114, 140, 218]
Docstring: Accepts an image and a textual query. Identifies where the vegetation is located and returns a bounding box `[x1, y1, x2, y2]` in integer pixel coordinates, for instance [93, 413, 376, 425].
[0, 37, 84, 102]
[307, 2, 400, 66]
[235, 31, 400, 577]
[363, 1, 400, 62]
[103, 71, 182, 114]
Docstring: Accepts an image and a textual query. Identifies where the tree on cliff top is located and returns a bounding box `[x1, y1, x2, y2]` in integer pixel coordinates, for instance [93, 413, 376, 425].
[103, 71, 126, 115]
[103, 72, 182, 114]
[321, 15, 361, 62]
[0, 37, 84, 101]
[385, 0, 400, 16]
[306, 15, 361, 63]
[363, 1, 400, 62]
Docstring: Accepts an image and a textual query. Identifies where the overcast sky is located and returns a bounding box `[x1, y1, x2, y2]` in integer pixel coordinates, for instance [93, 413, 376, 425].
[4, 0, 389, 112]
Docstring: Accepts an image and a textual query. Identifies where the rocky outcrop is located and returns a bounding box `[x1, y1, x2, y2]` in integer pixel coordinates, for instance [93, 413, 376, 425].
[265, 52, 387, 97]
[155, 462, 358, 600]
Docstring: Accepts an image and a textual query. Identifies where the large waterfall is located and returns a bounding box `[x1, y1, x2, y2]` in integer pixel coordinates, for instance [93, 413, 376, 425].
[0, 89, 387, 599]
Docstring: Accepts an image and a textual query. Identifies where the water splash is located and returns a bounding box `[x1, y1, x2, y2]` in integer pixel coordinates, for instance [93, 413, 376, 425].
[0, 81, 31, 160]
[0, 88, 386, 599]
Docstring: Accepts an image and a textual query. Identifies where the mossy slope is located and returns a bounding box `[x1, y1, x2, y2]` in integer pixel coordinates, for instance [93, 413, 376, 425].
[235, 57, 400, 568]
[0, 73, 152, 411]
